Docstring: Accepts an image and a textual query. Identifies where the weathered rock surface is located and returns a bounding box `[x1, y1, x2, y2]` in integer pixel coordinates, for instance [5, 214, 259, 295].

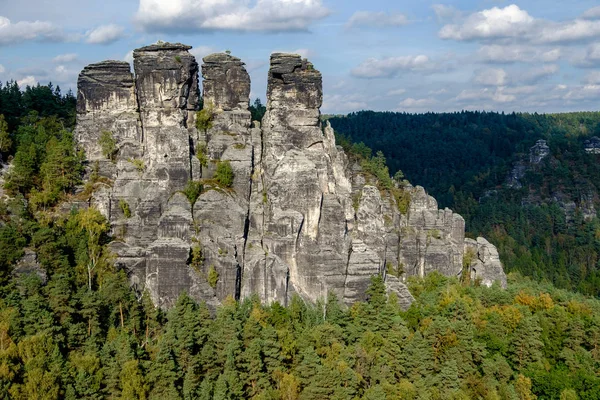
[75, 43, 506, 310]
[464, 238, 507, 288]
[585, 137, 600, 154]
[529, 139, 550, 164]
[13, 249, 47, 284]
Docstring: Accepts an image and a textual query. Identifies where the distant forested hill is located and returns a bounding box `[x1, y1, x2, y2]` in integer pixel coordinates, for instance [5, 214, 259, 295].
[329, 111, 600, 296]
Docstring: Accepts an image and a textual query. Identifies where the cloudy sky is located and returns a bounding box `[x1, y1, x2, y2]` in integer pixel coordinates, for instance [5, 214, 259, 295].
[1, 0, 600, 114]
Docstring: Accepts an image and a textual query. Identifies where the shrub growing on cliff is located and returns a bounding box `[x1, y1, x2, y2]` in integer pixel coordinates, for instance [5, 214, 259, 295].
[189, 243, 204, 272]
[196, 102, 215, 134]
[215, 160, 234, 187]
[182, 180, 204, 208]
[119, 199, 131, 218]
[196, 143, 208, 167]
[128, 158, 145, 175]
[99, 130, 117, 161]
[207, 265, 219, 289]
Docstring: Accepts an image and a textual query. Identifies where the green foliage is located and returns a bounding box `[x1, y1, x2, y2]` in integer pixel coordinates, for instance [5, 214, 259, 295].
[196, 103, 215, 134]
[0, 81, 76, 132]
[189, 243, 204, 273]
[0, 114, 12, 153]
[249, 98, 266, 123]
[128, 158, 145, 175]
[119, 199, 131, 218]
[174, 55, 182, 63]
[207, 265, 219, 289]
[99, 130, 117, 161]
[4, 113, 83, 210]
[196, 143, 208, 167]
[215, 160, 234, 187]
[181, 180, 204, 208]
[331, 111, 600, 296]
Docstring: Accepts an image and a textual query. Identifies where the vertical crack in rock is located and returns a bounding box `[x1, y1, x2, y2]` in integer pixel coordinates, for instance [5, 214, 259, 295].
[75, 44, 507, 311]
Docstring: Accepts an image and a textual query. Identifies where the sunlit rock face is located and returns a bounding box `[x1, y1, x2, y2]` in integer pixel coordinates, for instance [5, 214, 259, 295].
[75, 43, 506, 310]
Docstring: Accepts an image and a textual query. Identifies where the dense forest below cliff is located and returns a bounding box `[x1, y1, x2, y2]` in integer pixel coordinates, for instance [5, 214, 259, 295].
[329, 111, 600, 298]
[0, 85, 599, 399]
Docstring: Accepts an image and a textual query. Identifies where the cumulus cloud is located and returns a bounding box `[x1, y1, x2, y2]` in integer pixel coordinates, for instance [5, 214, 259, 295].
[564, 84, 600, 101]
[124, 51, 134, 65]
[478, 45, 561, 64]
[440, 5, 534, 41]
[322, 94, 367, 113]
[85, 24, 125, 44]
[455, 87, 516, 104]
[440, 4, 600, 44]
[583, 71, 600, 85]
[582, 6, 600, 20]
[17, 76, 37, 87]
[190, 45, 217, 60]
[351, 55, 436, 78]
[573, 43, 600, 67]
[432, 4, 462, 23]
[518, 65, 559, 84]
[473, 68, 509, 86]
[387, 88, 406, 96]
[135, 0, 330, 33]
[346, 11, 409, 29]
[52, 53, 78, 63]
[396, 97, 438, 110]
[0, 16, 66, 45]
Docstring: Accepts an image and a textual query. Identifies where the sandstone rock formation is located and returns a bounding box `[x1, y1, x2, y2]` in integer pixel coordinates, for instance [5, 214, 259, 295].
[75, 42, 506, 310]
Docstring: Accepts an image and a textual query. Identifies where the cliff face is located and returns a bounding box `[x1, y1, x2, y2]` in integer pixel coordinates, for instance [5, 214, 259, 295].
[75, 43, 506, 309]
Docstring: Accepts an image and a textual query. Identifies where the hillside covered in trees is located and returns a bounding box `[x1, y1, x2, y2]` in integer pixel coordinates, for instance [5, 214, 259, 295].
[329, 111, 600, 297]
[0, 86, 599, 399]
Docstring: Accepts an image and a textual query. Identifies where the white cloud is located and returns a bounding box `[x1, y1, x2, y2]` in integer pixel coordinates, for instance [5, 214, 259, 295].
[440, 4, 600, 44]
[455, 88, 516, 104]
[432, 4, 462, 23]
[322, 93, 367, 113]
[387, 88, 406, 96]
[564, 85, 600, 101]
[124, 50, 134, 64]
[574, 43, 600, 67]
[518, 64, 559, 84]
[86, 24, 125, 44]
[351, 55, 435, 78]
[478, 45, 560, 63]
[0, 64, 5, 74]
[582, 6, 600, 20]
[439, 5, 534, 41]
[52, 53, 78, 63]
[397, 97, 438, 110]
[135, 0, 330, 33]
[346, 11, 409, 29]
[584, 71, 600, 85]
[473, 68, 508, 86]
[190, 45, 217, 60]
[17, 76, 37, 87]
[0, 16, 66, 45]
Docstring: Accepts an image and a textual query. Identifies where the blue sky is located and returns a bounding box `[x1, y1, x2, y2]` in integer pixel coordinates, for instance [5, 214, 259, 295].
[1, 0, 600, 114]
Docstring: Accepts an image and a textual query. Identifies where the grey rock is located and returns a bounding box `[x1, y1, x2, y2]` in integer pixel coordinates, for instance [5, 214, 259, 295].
[584, 137, 600, 154]
[13, 249, 47, 284]
[529, 139, 550, 164]
[464, 237, 507, 288]
[75, 44, 507, 311]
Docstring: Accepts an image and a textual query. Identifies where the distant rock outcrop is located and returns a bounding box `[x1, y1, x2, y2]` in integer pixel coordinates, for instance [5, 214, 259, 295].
[75, 42, 506, 310]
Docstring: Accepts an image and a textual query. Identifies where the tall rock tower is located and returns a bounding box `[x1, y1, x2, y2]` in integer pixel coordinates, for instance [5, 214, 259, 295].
[74, 43, 506, 310]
